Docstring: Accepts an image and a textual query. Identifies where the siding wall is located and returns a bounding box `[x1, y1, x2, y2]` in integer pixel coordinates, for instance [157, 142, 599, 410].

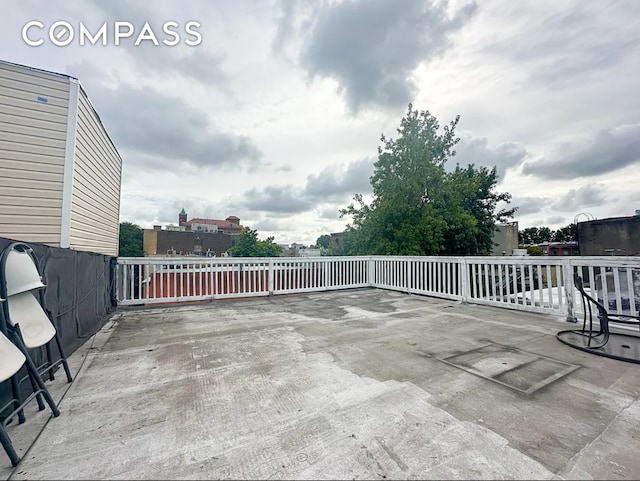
[0, 61, 69, 246]
[69, 88, 122, 256]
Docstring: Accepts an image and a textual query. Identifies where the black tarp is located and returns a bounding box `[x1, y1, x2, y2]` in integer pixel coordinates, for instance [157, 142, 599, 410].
[0, 236, 116, 417]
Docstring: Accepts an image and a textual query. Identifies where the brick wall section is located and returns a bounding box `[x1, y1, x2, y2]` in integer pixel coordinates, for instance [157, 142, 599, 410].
[143, 229, 238, 256]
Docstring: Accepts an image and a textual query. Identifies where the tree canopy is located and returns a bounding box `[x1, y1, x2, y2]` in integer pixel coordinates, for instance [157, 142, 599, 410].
[340, 104, 514, 256]
[229, 227, 282, 257]
[119, 222, 143, 257]
[519, 224, 577, 244]
[315, 234, 331, 249]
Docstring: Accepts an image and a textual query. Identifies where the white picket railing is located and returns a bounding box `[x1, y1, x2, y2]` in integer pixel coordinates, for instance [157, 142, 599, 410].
[116, 256, 640, 321]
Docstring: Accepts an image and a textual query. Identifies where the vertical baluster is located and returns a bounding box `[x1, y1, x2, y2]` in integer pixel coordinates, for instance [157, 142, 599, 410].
[536, 265, 543, 307]
[613, 268, 622, 314]
[627, 267, 637, 316]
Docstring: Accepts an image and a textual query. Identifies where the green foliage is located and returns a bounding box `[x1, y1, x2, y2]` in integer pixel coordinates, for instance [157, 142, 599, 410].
[322, 232, 354, 256]
[525, 245, 544, 256]
[229, 227, 282, 257]
[119, 222, 143, 257]
[519, 224, 576, 244]
[315, 234, 331, 249]
[552, 223, 577, 242]
[340, 104, 514, 256]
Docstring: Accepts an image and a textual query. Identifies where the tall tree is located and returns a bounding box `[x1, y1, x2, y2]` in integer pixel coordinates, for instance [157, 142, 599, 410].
[229, 227, 282, 257]
[119, 222, 143, 257]
[552, 224, 577, 242]
[315, 234, 331, 249]
[340, 104, 514, 255]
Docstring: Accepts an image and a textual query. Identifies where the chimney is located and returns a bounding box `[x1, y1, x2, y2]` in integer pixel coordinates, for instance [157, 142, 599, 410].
[153, 225, 162, 231]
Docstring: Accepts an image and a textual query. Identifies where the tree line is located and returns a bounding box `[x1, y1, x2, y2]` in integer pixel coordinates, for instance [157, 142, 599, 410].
[518, 224, 577, 245]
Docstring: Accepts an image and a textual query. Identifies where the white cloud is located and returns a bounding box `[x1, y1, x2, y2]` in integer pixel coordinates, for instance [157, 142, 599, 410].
[1, 0, 638, 244]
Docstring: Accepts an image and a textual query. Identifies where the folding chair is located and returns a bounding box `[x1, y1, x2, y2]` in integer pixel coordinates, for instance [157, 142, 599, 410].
[0, 298, 60, 467]
[0, 243, 72, 387]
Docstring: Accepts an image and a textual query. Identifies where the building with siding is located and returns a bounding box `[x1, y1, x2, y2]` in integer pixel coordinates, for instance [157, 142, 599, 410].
[0, 60, 122, 256]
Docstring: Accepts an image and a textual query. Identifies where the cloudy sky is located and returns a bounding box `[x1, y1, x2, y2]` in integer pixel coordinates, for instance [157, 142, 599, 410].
[2, 0, 639, 245]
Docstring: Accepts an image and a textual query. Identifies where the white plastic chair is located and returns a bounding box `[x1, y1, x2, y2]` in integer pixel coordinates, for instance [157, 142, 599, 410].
[0, 298, 60, 467]
[0, 243, 72, 385]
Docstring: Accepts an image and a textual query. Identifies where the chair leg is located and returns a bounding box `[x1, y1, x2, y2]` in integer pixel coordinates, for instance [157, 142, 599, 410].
[9, 376, 25, 425]
[0, 425, 20, 467]
[11, 330, 60, 418]
[24, 355, 59, 418]
[27, 370, 46, 412]
[54, 334, 73, 383]
[45, 343, 55, 382]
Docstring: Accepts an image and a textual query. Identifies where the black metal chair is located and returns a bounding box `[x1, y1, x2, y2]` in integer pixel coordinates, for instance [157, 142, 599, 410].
[557, 274, 640, 364]
[0, 243, 72, 386]
[0, 298, 60, 467]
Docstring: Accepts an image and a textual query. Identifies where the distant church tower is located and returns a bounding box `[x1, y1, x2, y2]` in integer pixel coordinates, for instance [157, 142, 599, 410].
[179, 208, 187, 226]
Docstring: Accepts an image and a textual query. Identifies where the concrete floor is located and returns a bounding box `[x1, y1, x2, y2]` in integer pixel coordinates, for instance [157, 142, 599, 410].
[3, 288, 640, 480]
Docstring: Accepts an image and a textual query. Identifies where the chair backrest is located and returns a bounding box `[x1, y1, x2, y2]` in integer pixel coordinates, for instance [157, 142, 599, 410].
[1, 244, 45, 297]
[0, 243, 56, 349]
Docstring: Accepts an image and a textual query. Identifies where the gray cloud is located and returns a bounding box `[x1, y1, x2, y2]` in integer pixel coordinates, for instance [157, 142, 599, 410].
[546, 216, 566, 225]
[522, 124, 640, 180]
[242, 185, 313, 214]
[238, 158, 375, 216]
[453, 136, 529, 181]
[549, 184, 609, 213]
[93, 85, 261, 172]
[300, 0, 477, 112]
[305, 157, 374, 198]
[84, 0, 229, 87]
[317, 205, 342, 221]
[510, 196, 548, 217]
[485, 3, 640, 89]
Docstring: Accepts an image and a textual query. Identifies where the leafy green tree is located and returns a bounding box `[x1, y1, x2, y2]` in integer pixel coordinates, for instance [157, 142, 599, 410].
[526, 245, 544, 256]
[118, 222, 143, 257]
[552, 223, 577, 242]
[519, 227, 539, 245]
[537, 226, 553, 243]
[340, 104, 514, 255]
[315, 234, 331, 249]
[520, 224, 576, 244]
[229, 227, 282, 257]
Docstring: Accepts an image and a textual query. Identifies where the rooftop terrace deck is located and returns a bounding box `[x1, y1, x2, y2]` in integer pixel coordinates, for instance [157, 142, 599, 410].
[3, 288, 640, 480]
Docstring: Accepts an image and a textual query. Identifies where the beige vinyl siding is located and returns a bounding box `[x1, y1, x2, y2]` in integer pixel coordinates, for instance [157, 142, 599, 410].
[0, 61, 69, 246]
[69, 88, 122, 256]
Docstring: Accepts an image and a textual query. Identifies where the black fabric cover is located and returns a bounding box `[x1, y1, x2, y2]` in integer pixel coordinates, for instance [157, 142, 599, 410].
[0, 237, 116, 417]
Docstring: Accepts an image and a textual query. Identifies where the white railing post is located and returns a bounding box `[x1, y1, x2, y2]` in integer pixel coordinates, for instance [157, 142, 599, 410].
[268, 258, 274, 296]
[323, 260, 329, 291]
[460, 258, 469, 304]
[563, 258, 575, 322]
[405, 258, 410, 294]
[368, 256, 374, 287]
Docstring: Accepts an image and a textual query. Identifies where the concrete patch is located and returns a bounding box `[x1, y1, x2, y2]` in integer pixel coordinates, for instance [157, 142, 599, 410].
[438, 343, 579, 395]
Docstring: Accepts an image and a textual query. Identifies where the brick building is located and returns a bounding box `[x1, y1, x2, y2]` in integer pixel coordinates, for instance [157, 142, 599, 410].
[142, 210, 244, 256]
